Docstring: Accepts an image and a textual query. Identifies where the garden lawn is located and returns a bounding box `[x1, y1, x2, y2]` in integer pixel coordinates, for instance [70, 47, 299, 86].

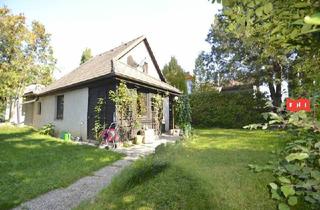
[78, 128, 288, 210]
[0, 125, 123, 209]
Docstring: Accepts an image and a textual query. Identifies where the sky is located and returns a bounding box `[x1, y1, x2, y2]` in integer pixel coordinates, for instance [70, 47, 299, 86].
[2, 0, 222, 79]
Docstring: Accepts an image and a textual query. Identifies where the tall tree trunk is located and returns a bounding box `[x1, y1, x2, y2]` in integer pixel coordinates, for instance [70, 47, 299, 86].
[0, 97, 6, 119]
[268, 62, 283, 108]
[8, 98, 13, 121]
[16, 97, 20, 124]
[287, 66, 297, 97]
[268, 82, 282, 108]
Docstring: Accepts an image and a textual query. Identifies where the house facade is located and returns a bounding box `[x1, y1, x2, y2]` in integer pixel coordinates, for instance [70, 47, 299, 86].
[23, 36, 181, 140]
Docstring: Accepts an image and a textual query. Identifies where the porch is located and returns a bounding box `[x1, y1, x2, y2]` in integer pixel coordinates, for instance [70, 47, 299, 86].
[87, 78, 177, 141]
[116, 134, 179, 159]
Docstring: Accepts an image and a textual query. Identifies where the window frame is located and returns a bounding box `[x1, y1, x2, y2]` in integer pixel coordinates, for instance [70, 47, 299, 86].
[37, 102, 41, 115]
[56, 95, 64, 120]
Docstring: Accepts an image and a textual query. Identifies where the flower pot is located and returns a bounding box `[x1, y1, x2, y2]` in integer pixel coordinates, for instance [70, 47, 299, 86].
[170, 129, 180, 136]
[123, 141, 133, 147]
[134, 135, 143, 144]
[144, 129, 155, 143]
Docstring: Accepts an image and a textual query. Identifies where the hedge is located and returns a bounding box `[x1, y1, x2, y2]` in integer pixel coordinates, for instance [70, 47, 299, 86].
[190, 90, 267, 128]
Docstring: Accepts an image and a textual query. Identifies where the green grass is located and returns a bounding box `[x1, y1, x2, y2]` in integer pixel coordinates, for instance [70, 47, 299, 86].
[0, 125, 123, 209]
[78, 128, 288, 210]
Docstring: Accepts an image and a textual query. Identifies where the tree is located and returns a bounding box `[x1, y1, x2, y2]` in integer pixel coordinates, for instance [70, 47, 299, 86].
[0, 7, 56, 121]
[162, 57, 187, 93]
[193, 19, 252, 91]
[204, 0, 320, 107]
[193, 52, 215, 91]
[80, 48, 92, 64]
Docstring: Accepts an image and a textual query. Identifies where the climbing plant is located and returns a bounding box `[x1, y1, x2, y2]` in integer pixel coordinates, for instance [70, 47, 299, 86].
[175, 95, 192, 137]
[137, 93, 147, 117]
[109, 81, 138, 140]
[93, 97, 106, 141]
[152, 94, 163, 135]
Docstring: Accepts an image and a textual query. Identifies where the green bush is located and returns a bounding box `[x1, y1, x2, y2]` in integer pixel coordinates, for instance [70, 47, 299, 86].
[175, 95, 192, 137]
[190, 90, 267, 128]
[245, 111, 320, 209]
[38, 123, 55, 136]
[273, 131, 320, 209]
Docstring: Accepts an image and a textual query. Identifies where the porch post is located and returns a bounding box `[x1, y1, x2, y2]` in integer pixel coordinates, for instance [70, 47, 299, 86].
[169, 95, 174, 129]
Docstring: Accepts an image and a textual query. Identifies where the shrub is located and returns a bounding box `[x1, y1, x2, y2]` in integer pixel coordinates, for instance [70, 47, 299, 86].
[190, 90, 267, 128]
[175, 95, 192, 137]
[273, 131, 320, 209]
[38, 123, 55, 136]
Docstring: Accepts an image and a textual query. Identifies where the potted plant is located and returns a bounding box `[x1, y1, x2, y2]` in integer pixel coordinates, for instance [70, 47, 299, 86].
[123, 140, 133, 147]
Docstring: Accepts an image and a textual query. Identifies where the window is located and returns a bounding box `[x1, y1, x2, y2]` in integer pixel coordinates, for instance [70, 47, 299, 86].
[56, 95, 64, 120]
[37, 102, 41, 115]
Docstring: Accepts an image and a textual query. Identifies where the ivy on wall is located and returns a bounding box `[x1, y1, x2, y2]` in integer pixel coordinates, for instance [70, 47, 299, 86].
[152, 94, 163, 135]
[109, 81, 138, 140]
[175, 95, 192, 137]
[93, 97, 106, 141]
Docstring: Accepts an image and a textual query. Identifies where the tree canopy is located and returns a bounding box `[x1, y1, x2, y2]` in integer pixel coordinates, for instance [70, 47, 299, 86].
[0, 6, 56, 104]
[80, 48, 92, 64]
[162, 57, 187, 93]
[196, 0, 320, 106]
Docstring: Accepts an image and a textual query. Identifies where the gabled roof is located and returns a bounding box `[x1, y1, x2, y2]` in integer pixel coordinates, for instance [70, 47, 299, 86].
[38, 36, 181, 95]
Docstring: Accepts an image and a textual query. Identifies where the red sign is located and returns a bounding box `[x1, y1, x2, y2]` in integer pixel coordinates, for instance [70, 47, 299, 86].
[286, 98, 311, 112]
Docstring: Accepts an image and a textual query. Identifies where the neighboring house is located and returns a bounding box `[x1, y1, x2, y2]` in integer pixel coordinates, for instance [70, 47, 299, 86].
[218, 80, 288, 101]
[23, 36, 181, 140]
[4, 99, 23, 124]
[195, 80, 253, 93]
[4, 84, 44, 124]
[220, 81, 253, 93]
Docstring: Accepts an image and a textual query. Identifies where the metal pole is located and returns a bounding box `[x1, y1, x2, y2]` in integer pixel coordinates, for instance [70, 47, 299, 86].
[172, 103, 174, 129]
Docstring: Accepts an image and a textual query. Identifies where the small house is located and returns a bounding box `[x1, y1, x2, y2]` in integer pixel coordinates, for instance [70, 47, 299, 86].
[23, 36, 181, 140]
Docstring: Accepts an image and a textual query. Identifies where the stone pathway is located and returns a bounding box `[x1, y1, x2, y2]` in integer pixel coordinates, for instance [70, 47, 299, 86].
[14, 135, 178, 210]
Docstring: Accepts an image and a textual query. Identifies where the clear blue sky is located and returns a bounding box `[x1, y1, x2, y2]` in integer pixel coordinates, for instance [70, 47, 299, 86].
[2, 0, 221, 78]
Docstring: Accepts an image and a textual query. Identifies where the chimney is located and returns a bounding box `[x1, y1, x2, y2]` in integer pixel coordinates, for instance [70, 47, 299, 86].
[143, 62, 148, 74]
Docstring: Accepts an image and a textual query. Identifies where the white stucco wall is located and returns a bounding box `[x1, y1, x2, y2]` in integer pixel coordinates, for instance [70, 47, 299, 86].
[23, 103, 34, 125]
[119, 41, 161, 80]
[33, 88, 88, 140]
